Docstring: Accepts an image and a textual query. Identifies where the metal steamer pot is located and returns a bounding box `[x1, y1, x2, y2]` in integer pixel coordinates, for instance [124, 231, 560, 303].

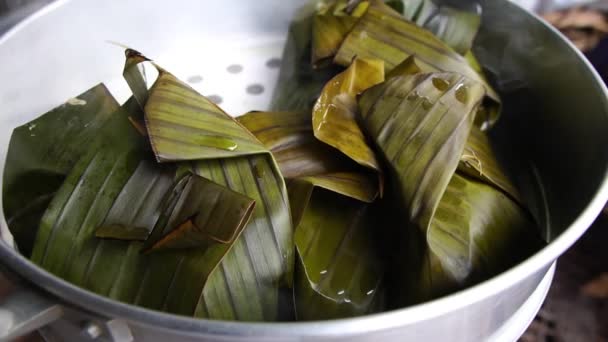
[0, 0, 607, 341]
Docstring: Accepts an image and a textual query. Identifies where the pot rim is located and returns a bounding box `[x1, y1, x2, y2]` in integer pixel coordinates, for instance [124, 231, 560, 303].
[0, 0, 607, 337]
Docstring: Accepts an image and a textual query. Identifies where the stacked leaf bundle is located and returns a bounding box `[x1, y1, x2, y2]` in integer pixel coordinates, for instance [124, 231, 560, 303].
[3, 0, 544, 322]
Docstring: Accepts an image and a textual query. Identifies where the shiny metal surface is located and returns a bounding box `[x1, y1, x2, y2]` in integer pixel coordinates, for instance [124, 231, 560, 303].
[0, 0, 607, 341]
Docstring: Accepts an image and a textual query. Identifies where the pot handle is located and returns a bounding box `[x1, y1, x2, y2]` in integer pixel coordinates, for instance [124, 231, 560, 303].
[0, 286, 63, 341]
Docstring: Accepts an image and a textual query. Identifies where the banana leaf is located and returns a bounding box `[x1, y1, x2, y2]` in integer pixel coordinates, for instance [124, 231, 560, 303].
[359, 71, 485, 231]
[358, 66, 541, 303]
[418, 173, 543, 299]
[459, 126, 522, 205]
[94, 167, 255, 247]
[144, 174, 255, 252]
[123, 51, 294, 321]
[239, 110, 379, 206]
[465, 50, 483, 74]
[123, 49, 267, 162]
[385, 0, 424, 20]
[422, 5, 481, 55]
[94, 161, 176, 241]
[413, 0, 437, 26]
[3, 84, 120, 256]
[239, 107, 382, 319]
[312, 14, 359, 67]
[188, 155, 293, 320]
[270, 7, 343, 112]
[312, 57, 384, 178]
[238, 111, 362, 179]
[333, 6, 499, 108]
[29, 109, 257, 317]
[385, 55, 497, 131]
[384, 0, 481, 55]
[385, 55, 433, 79]
[290, 175, 384, 320]
[311, 0, 375, 67]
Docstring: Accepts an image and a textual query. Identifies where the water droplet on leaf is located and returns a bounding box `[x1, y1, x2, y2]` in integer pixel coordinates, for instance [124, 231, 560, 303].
[432, 77, 450, 91]
[422, 97, 433, 110]
[406, 91, 420, 102]
[455, 84, 469, 104]
[196, 136, 238, 151]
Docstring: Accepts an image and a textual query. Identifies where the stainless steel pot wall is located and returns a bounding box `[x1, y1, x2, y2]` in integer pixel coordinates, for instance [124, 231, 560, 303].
[0, 0, 607, 341]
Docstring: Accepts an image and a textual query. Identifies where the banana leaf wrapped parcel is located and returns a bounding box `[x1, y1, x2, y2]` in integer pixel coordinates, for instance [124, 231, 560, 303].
[3, 0, 544, 322]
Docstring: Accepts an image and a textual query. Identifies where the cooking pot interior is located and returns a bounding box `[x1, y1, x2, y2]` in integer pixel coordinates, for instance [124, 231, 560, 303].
[0, 0, 606, 322]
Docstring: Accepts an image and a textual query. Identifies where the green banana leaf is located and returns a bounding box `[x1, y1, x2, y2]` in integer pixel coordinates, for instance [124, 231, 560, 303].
[418, 173, 543, 299]
[188, 155, 293, 320]
[95, 168, 256, 247]
[26, 50, 294, 321]
[413, 0, 437, 26]
[30, 108, 256, 317]
[359, 71, 485, 231]
[239, 106, 382, 319]
[238, 111, 362, 179]
[123, 51, 294, 321]
[270, 7, 343, 112]
[459, 126, 522, 205]
[143, 174, 255, 251]
[94, 161, 176, 241]
[312, 57, 384, 177]
[422, 5, 481, 55]
[122, 50, 267, 162]
[385, 55, 497, 131]
[290, 175, 384, 320]
[358, 65, 542, 303]
[384, 0, 481, 55]
[3, 84, 120, 256]
[333, 6, 499, 107]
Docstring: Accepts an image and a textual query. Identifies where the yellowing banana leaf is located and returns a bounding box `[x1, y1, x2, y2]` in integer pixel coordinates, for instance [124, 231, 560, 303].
[290, 176, 384, 320]
[3, 84, 120, 256]
[359, 72, 485, 231]
[295, 172, 378, 203]
[418, 173, 543, 299]
[311, 0, 376, 67]
[465, 50, 483, 74]
[459, 126, 522, 205]
[385, 0, 424, 20]
[123, 51, 294, 321]
[270, 10, 343, 112]
[312, 14, 359, 67]
[313, 57, 384, 177]
[238, 111, 362, 178]
[334, 6, 499, 104]
[385, 55, 433, 79]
